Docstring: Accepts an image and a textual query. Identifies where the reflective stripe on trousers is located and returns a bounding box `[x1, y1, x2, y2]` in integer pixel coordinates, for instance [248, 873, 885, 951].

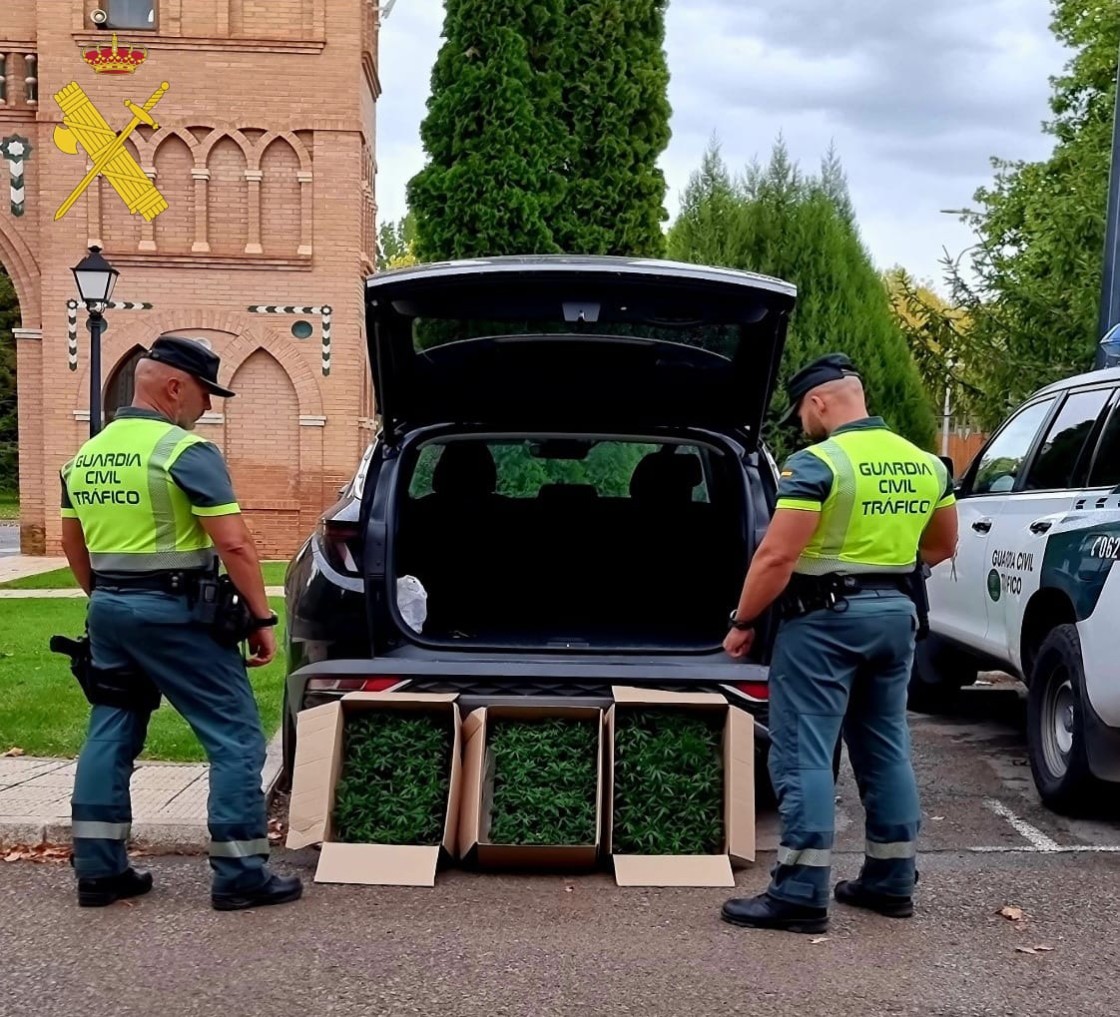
[210, 838, 271, 859]
[72, 820, 131, 841]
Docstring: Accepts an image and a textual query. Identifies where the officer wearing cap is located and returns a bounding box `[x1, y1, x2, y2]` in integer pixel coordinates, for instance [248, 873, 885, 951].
[719, 353, 958, 934]
[59, 335, 302, 911]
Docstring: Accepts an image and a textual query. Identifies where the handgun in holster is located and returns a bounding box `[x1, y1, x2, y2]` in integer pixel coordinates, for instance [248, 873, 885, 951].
[49, 633, 162, 712]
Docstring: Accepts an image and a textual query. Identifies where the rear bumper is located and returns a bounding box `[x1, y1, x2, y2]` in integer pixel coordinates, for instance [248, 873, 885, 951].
[283, 654, 772, 756]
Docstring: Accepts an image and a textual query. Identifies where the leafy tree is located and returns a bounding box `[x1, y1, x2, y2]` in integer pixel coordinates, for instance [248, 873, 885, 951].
[0, 269, 18, 493]
[406, 0, 565, 260]
[548, 0, 671, 256]
[668, 138, 935, 457]
[941, 0, 1120, 427]
[377, 212, 418, 268]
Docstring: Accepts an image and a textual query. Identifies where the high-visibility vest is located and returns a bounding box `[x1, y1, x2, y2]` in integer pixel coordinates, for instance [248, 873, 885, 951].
[61, 416, 229, 573]
[781, 425, 954, 576]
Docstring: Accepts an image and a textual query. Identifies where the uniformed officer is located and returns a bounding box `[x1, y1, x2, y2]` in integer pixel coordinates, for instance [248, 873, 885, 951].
[59, 335, 302, 911]
[720, 353, 958, 934]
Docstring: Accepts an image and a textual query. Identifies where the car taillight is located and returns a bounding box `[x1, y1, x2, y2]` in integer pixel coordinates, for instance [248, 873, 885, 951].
[306, 677, 404, 692]
[319, 520, 362, 574]
[734, 681, 769, 701]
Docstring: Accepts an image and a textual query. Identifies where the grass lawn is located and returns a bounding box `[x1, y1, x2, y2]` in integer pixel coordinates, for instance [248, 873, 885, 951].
[0, 596, 287, 761]
[0, 492, 17, 520]
[0, 560, 291, 591]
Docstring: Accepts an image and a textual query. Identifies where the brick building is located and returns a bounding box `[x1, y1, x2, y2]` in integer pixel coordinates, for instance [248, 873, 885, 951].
[1, 0, 382, 557]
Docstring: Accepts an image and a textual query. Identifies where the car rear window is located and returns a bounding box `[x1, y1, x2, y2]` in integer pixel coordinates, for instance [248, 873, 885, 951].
[408, 439, 711, 502]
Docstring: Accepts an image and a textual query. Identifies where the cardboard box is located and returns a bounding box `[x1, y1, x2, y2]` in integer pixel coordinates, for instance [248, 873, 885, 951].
[605, 687, 754, 887]
[458, 705, 603, 869]
[286, 691, 462, 886]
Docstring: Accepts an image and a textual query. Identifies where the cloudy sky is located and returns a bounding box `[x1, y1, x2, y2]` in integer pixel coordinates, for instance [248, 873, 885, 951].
[374, 0, 1070, 289]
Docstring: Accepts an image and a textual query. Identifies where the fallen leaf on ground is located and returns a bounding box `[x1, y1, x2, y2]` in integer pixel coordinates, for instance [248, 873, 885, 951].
[999, 906, 1026, 922]
[931, 816, 945, 821]
[267, 818, 285, 844]
[564, 885, 574, 893]
[1033, 945, 1055, 952]
[1, 843, 71, 864]
[810, 937, 829, 945]
[2, 746, 24, 757]
[1015, 946, 1039, 955]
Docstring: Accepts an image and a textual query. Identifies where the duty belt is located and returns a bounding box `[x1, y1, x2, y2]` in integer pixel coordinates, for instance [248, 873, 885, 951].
[91, 569, 212, 595]
[779, 571, 910, 620]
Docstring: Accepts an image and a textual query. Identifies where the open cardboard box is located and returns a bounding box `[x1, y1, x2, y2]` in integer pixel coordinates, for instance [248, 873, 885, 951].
[286, 691, 462, 886]
[605, 687, 755, 887]
[459, 705, 603, 869]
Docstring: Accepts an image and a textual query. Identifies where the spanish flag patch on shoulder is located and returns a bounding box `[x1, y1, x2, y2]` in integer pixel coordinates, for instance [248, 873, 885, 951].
[780, 470, 793, 478]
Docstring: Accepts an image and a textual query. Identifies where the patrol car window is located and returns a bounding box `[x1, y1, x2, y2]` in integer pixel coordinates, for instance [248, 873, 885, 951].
[1022, 388, 1111, 492]
[1088, 399, 1120, 488]
[970, 398, 1055, 495]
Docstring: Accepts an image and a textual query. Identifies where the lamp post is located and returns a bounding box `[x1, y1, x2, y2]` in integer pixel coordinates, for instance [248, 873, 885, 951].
[71, 245, 119, 437]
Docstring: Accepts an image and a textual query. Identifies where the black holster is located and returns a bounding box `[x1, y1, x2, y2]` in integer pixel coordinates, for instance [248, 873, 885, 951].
[908, 562, 932, 641]
[49, 634, 162, 712]
[193, 574, 255, 648]
[778, 572, 912, 622]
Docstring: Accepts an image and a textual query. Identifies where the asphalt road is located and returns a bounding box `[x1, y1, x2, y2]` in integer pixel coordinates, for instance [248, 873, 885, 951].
[4, 683, 1120, 1017]
[0, 523, 19, 555]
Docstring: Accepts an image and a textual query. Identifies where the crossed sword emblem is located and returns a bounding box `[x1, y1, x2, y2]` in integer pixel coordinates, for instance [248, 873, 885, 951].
[52, 80, 170, 222]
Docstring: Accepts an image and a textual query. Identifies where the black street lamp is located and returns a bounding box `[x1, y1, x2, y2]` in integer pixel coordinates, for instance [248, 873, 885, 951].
[71, 245, 119, 437]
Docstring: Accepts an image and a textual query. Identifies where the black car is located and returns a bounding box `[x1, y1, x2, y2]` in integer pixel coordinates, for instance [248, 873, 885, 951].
[281, 255, 797, 788]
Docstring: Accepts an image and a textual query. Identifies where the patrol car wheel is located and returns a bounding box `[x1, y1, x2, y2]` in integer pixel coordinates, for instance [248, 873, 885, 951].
[1027, 624, 1096, 815]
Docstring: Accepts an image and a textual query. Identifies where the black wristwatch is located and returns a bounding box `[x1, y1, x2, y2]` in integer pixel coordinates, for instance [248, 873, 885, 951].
[728, 610, 754, 631]
[249, 612, 279, 631]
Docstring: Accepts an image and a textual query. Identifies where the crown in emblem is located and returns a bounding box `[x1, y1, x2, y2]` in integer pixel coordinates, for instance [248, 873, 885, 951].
[82, 34, 148, 74]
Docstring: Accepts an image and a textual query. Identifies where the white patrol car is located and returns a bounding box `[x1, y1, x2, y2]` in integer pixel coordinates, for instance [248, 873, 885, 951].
[915, 366, 1120, 813]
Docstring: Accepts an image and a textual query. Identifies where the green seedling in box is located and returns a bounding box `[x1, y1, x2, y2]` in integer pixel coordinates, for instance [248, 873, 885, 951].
[333, 712, 454, 845]
[488, 718, 599, 846]
[612, 709, 724, 855]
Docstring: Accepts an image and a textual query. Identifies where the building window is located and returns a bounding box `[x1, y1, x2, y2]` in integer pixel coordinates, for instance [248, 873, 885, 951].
[104, 1, 157, 30]
[291, 320, 314, 340]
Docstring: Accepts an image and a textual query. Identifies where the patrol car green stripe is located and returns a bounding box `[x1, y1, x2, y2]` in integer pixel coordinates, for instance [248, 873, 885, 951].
[191, 501, 241, 517]
[148, 426, 190, 552]
[813, 440, 856, 556]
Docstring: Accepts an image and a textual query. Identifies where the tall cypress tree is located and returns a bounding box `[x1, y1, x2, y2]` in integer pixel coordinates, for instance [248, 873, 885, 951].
[549, 0, 672, 256]
[408, 0, 672, 260]
[669, 139, 936, 456]
[407, 0, 565, 260]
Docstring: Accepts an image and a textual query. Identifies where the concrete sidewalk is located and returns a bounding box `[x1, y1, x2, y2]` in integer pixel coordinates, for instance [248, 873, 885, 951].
[0, 733, 284, 851]
[0, 555, 68, 583]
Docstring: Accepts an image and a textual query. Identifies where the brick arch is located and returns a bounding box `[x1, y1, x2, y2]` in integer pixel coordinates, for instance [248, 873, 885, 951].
[152, 127, 201, 165]
[221, 324, 324, 417]
[0, 217, 41, 327]
[248, 131, 311, 174]
[196, 126, 254, 164]
[70, 312, 322, 418]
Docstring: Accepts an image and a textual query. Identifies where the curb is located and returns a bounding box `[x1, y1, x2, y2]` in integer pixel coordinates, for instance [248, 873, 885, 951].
[0, 731, 285, 854]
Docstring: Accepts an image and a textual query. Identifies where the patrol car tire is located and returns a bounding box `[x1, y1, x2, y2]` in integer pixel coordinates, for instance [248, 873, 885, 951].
[1027, 624, 1097, 815]
[907, 638, 977, 713]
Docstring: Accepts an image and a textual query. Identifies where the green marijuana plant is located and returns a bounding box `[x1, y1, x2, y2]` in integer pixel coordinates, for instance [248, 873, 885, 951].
[333, 713, 453, 846]
[487, 718, 598, 846]
[612, 710, 724, 855]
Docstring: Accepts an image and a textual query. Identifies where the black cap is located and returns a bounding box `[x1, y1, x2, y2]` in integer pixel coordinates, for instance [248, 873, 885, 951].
[142, 335, 236, 398]
[779, 353, 860, 427]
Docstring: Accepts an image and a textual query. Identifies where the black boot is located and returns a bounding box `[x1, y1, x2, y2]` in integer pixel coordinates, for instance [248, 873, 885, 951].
[834, 879, 913, 918]
[211, 873, 303, 912]
[721, 892, 829, 934]
[78, 867, 153, 908]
